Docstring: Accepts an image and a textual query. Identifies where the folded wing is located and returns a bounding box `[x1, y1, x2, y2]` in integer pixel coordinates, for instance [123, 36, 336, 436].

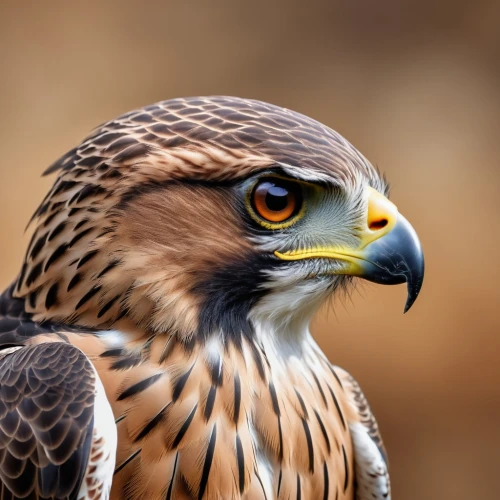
[0, 342, 115, 499]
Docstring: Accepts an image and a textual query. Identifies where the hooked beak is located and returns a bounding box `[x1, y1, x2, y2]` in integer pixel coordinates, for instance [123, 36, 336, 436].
[274, 187, 425, 312]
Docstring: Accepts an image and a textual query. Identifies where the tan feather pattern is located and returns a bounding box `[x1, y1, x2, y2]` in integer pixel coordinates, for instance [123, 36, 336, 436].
[53, 330, 356, 500]
[0, 303, 369, 499]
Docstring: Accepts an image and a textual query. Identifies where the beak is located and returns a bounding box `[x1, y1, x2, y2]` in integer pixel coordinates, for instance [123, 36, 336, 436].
[274, 187, 425, 312]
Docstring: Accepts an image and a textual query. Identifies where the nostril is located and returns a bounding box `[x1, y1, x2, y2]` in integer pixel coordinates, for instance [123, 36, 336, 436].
[369, 218, 388, 230]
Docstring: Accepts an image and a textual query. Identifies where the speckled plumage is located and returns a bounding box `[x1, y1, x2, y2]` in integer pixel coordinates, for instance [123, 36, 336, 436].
[0, 96, 402, 499]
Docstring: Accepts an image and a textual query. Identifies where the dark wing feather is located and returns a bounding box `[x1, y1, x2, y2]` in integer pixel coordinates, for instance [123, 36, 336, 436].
[342, 371, 388, 463]
[0, 342, 95, 499]
[0, 283, 81, 347]
[335, 367, 391, 500]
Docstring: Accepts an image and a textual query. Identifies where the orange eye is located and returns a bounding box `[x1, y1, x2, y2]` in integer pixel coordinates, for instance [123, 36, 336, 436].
[251, 179, 301, 223]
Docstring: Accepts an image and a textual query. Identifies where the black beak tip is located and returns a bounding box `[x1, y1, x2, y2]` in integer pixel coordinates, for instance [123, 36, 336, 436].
[402, 259, 425, 314]
[403, 290, 418, 313]
[403, 301, 412, 314]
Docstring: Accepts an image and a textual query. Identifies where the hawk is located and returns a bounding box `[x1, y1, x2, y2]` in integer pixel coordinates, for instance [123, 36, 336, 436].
[0, 97, 424, 499]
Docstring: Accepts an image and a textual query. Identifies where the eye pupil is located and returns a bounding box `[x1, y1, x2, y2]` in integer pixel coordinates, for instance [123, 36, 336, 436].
[265, 186, 289, 212]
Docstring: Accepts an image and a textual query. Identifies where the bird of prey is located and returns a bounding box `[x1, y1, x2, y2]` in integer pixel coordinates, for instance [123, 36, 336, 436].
[0, 96, 424, 500]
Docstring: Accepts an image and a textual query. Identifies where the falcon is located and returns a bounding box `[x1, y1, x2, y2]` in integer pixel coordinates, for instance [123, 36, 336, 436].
[0, 96, 424, 499]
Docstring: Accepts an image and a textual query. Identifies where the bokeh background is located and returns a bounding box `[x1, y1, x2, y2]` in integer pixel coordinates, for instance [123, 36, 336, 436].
[1, 1, 499, 498]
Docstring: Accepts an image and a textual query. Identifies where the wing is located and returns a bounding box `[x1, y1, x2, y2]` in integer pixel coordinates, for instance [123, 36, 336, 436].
[0, 342, 103, 500]
[0, 283, 117, 499]
[335, 367, 391, 500]
[0, 289, 118, 500]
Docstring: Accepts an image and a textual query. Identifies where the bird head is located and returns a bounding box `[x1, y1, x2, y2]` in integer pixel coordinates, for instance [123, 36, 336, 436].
[15, 97, 424, 343]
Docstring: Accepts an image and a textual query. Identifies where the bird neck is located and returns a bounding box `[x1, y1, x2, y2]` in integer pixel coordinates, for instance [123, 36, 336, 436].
[83, 322, 351, 500]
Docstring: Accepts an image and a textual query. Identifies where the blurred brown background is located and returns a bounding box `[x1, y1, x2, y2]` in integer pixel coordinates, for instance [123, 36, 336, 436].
[1, 1, 499, 498]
